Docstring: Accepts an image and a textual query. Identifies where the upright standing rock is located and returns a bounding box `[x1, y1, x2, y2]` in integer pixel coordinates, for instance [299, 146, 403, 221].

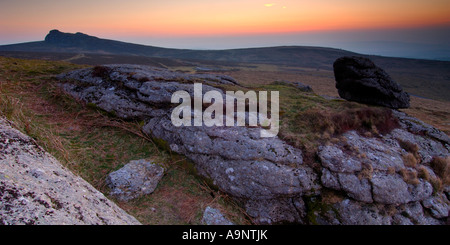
[333, 56, 410, 109]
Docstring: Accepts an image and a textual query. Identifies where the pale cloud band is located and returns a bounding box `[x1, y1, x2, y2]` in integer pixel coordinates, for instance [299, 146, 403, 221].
[264, 3, 287, 8]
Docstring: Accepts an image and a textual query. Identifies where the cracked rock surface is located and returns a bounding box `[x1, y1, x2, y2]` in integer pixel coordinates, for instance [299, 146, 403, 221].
[106, 159, 164, 202]
[0, 118, 141, 225]
[58, 64, 449, 224]
[317, 122, 449, 224]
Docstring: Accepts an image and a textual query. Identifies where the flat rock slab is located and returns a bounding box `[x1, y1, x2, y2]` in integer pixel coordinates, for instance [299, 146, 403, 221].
[202, 206, 234, 225]
[106, 159, 164, 202]
[0, 118, 140, 225]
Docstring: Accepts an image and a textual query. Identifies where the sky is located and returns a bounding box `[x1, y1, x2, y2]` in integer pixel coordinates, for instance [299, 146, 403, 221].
[1, 0, 450, 60]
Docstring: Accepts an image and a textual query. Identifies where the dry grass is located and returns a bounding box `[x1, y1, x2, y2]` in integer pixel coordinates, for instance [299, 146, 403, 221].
[417, 166, 431, 181]
[221, 64, 449, 179]
[398, 140, 420, 158]
[387, 167, 396, 175]
[399, 168, 420, 185]
[402, 153, 419, 168]
[298, 107, 399, 136]
[430, 156, 450, 185]
[400, 97, 450, 135]
[321, 189, 345, 205]
[358, 162, 374, 180]
[224, 67, 335, 92]
[2, 55, 448, 224]
[417, 163, 445, 193]
[1, 76, 74, 165]
[223, 66, 449, 137]
[279, 101, 399, 153]
[0, 56, 251, 225]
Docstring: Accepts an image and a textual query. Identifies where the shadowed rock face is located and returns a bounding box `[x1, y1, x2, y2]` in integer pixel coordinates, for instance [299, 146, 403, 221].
[58, 64, 449, 225]
[334, 56, 410, 109]
[0, 118, 141, 225]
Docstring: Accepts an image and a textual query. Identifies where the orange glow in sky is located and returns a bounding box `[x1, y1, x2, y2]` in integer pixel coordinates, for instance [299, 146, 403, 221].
[1, 0, 449, 39]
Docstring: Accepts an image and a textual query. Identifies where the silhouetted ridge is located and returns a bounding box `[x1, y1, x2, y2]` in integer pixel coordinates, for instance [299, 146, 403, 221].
[41, 29, 172, 55]
[2, 29, 450, 89]
[45, 29, 96, 44]
[27, 30, 359, 68]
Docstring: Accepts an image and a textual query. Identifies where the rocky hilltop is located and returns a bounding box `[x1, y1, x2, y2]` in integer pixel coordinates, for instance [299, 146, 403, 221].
[0, 118, 141, 225]
[56, 64, 450, 225]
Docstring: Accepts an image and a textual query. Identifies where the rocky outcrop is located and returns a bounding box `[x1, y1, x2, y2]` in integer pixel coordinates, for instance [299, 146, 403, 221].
[392, 110, 450, 146]
[319, 130, 434, 205]
[293, 82, 313, 92]
[106, 159, 164, 202]
[316, 113, 449, 225]
[273, 80, 313, 92]
[275, 80, 313, 92]
[334, 56, 410, 109]
[145, 117, 317, 201]
[58, 64, 318, 224]
[0, 118, 140, 225]
[58, 64, 449, 225]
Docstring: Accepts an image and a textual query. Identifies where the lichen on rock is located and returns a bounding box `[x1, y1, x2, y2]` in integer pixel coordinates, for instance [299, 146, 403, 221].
[57, 64, 449, 225]
[0, 118, 141, 225]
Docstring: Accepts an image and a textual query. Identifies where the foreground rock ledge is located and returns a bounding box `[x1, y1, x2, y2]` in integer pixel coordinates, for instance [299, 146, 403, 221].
[0, 118, 141, 225]
[58, 64, 449, 225]
[59, 65, 317, 224]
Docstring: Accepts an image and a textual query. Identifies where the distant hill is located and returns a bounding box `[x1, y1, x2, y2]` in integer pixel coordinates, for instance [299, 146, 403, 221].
[2, 30, 450, 69]
[1, 30, 449, 101]
[0, 30, 359, 69]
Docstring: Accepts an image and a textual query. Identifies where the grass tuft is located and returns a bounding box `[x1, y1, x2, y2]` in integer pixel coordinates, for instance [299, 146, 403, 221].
[92, 65, 111, 79]
[399, 168, 420, 185]
[402, 153, 418, 168]
[430, 156, 450, 185]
